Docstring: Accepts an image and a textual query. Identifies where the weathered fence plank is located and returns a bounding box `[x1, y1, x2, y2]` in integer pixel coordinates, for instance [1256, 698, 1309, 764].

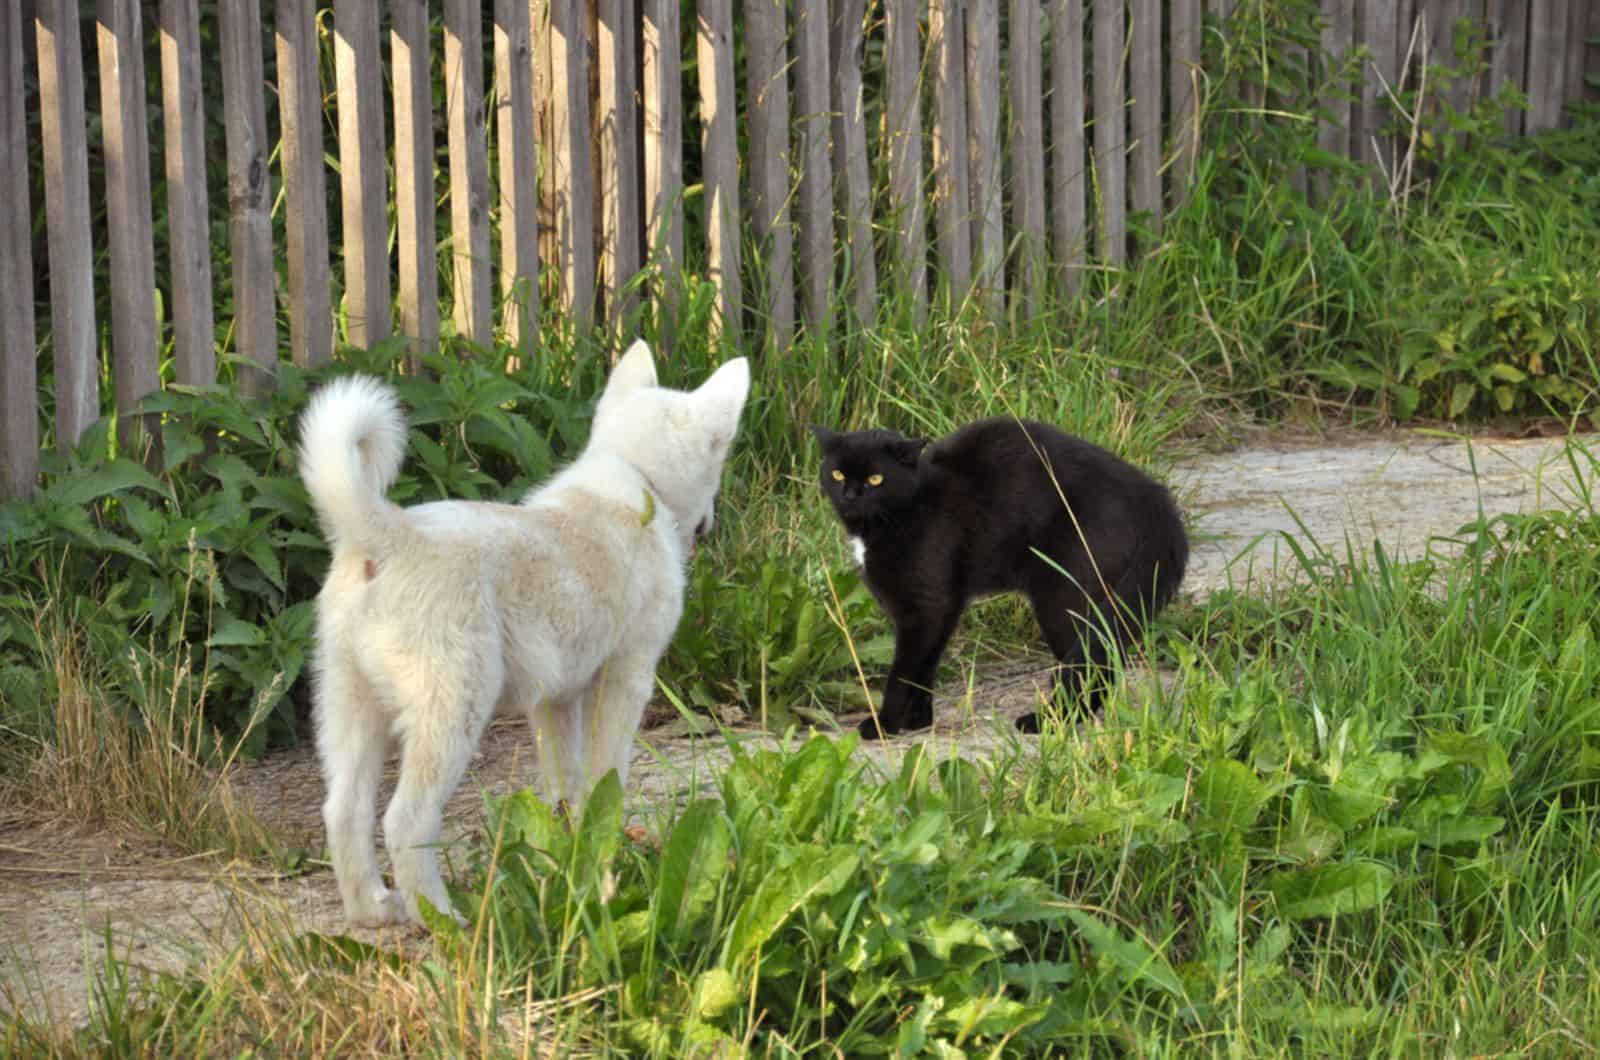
[336, 0, 392, 348]
[160, 0, 218, 385]
[884, 0, 927, 320]
[1525, 0, 1568, 130]
[548, 0, 594, 325]
[275, 0, 333, 369]
[495, 0, 540, 351]
[445, 0, 493, 346]
[598, 0, 640, 332]
[1561, 0, 1587, 112]
[1129, 0, 1161, 237]
[1093, 0, 1127, 264]
[393, 0, 440, 361]
[1051, 0, 1087, 293]
[36, 0, 99, 450]
[697, 0, 743, 342]
[1357, 0, 1397, 179]
[1317, 0, 1355, 200]
[1169, 0, 1201, 200]
[643, 0, 684, 318]
[97, 0, 161, 446]
[794, 0, 833, 332]
[967, 0, 1003, 312]
[1, 0, 36, 496]
[1488, 0, 1530, 136]
[219, 0, 277, 394]
[831, 0, 876, 327]
[1429, 0, 1472, 117]
[1008, 0, 1046, 319]
[744, 0, 793, 348]
[931, 0, 972, 299]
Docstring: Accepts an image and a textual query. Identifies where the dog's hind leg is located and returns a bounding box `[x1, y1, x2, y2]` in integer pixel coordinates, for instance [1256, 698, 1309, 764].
[527, 693, 586, 812]
[584, 657, 656, 794]
[316, 662, 402, 926]
[383, 664, 501, 926]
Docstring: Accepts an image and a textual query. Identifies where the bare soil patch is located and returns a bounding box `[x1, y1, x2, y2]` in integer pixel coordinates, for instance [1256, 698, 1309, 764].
[3, 429, 1591, 1027]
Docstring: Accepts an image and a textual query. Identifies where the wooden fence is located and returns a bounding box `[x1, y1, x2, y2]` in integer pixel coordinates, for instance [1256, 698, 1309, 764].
[3, 0, 1598, 498]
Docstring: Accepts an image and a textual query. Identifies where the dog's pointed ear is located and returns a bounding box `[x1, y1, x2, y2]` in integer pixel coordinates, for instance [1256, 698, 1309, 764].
[810, 425, 838, 449]
[695, 357, 751, 448]
[890, 437, 928, 468]
[696, 356, 750, 411]
[599, 340, 659, 412]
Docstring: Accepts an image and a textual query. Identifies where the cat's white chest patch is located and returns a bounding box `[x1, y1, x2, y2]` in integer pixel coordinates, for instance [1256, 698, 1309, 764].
[849, 536, 867, 569]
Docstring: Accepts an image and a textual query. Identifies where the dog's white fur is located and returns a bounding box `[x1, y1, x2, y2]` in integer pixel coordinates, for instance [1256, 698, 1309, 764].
[299, 341, 750, 926]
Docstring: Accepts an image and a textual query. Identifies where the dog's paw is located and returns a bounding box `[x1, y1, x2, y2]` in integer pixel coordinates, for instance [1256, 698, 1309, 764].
[1014, 711, 1041, 734]
[349, 888, 407, 928]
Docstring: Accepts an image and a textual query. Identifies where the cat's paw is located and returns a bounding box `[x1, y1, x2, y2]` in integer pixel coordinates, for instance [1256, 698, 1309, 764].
[858, 707, 932, 740]
[1014, 711, 1041, 734]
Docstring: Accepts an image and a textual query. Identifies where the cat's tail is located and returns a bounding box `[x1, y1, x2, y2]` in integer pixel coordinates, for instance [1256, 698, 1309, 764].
[299, 375, 409, 558]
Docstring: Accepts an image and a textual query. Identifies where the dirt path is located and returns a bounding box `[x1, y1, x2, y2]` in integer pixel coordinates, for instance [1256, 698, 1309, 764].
[3, 429, 1593, 1027]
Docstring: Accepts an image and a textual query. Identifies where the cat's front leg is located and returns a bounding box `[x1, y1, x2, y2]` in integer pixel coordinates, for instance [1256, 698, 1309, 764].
[859, 615, 956, 739]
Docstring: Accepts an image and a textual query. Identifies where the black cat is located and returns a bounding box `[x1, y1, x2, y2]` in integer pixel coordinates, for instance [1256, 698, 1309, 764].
[813, 419, 1187, 738]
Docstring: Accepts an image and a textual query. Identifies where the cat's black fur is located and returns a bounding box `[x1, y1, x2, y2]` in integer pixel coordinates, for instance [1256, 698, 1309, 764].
[813, 419, 1187, 738]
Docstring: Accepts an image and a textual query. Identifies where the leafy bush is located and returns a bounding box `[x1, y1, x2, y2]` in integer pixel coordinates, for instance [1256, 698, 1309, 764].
[0, 344, 591, 755]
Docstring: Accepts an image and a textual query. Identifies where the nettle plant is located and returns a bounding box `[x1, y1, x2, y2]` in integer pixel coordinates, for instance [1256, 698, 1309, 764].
[0, 344, 590, 754]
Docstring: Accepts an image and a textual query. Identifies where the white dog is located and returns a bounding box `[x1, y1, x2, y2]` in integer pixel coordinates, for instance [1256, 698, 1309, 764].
[298, 340, 750, 926]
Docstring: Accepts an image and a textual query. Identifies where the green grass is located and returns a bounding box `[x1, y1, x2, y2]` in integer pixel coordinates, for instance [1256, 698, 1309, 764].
[6, 12, 1600, 1048]
[12, 448, 1599, 1055]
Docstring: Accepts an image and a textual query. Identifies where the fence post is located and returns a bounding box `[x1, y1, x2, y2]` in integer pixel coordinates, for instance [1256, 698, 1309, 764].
[1093, 0, 1127, 266]
[393, 0, 441, 365]
[794, 0, 834, 333]
[336, 0, 392, 350]
[1169, 0, 1201, 203]
[831, 0, 877, 329]
[496, 0, 540, 354]
[643, 0, 684, 349]
[1, 0, 36, 497]
[219, 0, 277, 395]
[548, 0, 595, 328]
[598, 0, 641, 335]
[745, 0, 794, 351]
[1129, 0, 1162, 239]
[160, 0, 219, 385]
[37, 0, 99, 450]
[1051, 0, 1087, 295]
[697, 0, 743, 346]
[884, 0, 927, 323]
[445, 0, 494, 347]
[96, 0, 162, 451]
[931, 0, 972, 302]
[967, 0, 1003, 315]
[1008, 0, 1046, 321]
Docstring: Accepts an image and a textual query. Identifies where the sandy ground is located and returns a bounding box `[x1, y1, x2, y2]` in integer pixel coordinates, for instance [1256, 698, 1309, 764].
[2, 427, 1594, 1027]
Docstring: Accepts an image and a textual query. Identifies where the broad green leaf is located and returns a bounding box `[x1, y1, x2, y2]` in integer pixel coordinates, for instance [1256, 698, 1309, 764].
[1066, 909, 1186, 1000]
[1449, 381, 1476, 418]
[690, 967, 741, 1021]
[46, 459, 165, 506]
[207, 616, 266, 649]
[1488, 362, 1527, 383]
[571, 771, 624, 892]
[655, 799, 732, 944]
[728, 847, 859, 965]
[1193, 758, 1268, 833]
[1268, 862, 1396, 920]
[939, 994, 1044, 1041]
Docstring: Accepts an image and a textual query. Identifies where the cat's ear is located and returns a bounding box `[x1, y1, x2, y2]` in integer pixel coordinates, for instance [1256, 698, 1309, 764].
[810, 425, 839, 450]
[889, 437, 928, 468]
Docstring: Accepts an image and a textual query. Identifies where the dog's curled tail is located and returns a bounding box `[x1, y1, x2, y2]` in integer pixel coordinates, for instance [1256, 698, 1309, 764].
[299, 375, 408, 555]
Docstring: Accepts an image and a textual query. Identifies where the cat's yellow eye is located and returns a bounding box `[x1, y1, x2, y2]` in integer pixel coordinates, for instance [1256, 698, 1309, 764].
[867, 473, 884, 486]
[831, 469, 846, 482]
